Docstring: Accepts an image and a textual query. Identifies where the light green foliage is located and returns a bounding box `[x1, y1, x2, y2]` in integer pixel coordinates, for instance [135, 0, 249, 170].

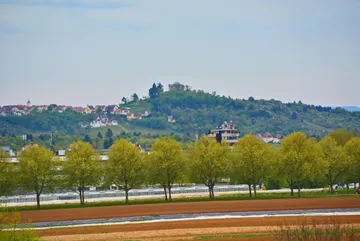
[0, 205, 39, 241]
[147, 137, 185, 201]
[345, 137, 360, 187]
[18, 145, 57, 208]
[106, 139, 145, 203]
[63, 141, 102, 205]
[279, 132, 319, 196]
[189, 136, 229, 199]
[232, 134, 272, 197]
[328, 129, 355, 146]
[318, 136, 348, 193]
[0, 149, 16, 197]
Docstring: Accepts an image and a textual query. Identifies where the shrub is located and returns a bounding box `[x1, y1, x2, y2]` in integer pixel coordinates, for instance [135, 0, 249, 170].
[274, 218, 358, 241]
[0, 205, 39, 241]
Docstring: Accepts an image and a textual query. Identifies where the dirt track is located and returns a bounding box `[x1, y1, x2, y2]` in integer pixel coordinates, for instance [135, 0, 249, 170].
[21, 197, 360, 223]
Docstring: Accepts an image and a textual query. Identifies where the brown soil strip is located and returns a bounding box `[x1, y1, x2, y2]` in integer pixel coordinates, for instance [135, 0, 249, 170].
[38, 215, 360, 237]
[20, 197, 360, 223]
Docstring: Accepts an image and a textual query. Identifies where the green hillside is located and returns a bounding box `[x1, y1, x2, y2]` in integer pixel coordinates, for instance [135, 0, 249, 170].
[122, 88, 360, 138]
[1, 84, 359, 151]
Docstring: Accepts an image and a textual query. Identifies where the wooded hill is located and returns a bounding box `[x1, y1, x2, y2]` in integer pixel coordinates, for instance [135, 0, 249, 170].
[1, 83, 359, 150]
[123, 86, 360, 138]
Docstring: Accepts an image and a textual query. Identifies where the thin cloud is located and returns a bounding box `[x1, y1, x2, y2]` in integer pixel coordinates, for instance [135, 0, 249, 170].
[0, 20, 25, 34]
[104, 23, 145, 31]
[0, 0, 135, 9]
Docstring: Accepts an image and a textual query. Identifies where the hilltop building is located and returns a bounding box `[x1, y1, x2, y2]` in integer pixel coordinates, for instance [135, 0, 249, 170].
[208, 121, 240, 145]
[168, 81, 185, 91]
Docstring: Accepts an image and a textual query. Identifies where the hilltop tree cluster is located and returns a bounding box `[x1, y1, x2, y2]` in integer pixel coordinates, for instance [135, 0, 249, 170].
[1, 130, 360, 208]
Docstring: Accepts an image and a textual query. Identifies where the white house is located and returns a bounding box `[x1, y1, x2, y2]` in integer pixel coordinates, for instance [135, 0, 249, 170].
[111, 120, 118, 126]
[168, 115, 176, 123]
[90, 116, 108, 128]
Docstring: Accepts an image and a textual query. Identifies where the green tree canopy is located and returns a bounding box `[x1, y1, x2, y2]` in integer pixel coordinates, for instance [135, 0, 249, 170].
[147, 136, 185, 201]
[345, 137, 360, 187]
[328, 129, 355, 146]
[0, 149, 16, 197]
[318, 136, 348, 193]
[189, 136, 229, 199]
[18, 145, 57, 208]
[279, 132, 319, 197]
[84, 134, 92, 145]
[63, 141, 102, 205]
[121, 97, 127, 104]
[232, 134, 272, 197]
[131, 93, 139, 102]
[106, 128, 113, 138]
[104, 137, 113, 149]
[105, 139, 145, 203]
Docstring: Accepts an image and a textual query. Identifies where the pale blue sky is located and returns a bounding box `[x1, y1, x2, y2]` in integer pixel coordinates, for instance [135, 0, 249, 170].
[1, 0, 359, 106]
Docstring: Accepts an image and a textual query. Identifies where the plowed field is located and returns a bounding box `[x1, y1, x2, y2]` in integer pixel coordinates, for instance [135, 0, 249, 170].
[22, 197, 360, 241]
[21, 197, 360, 223]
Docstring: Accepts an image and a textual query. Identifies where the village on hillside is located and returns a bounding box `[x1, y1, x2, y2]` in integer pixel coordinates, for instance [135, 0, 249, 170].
[0, 100, 152, 129]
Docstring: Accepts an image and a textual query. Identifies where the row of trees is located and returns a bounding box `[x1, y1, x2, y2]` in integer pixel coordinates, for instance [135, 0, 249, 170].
[1, 132, 360, 208]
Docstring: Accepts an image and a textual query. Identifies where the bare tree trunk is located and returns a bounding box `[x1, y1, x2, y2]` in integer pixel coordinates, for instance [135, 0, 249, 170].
[211, 186, 215, 199]
[168, 185, 172, 201]
[79, 188, 83, 205]
[79, 187, 85, 205]
[253, 183, 257, 197]
[163, 186, 168, 201]
[287, 178, 294, 196]
[298, 184, 301, 197]
[208, 186, 212, 199]
[329, 172, 334, 194]
[125, 189, 129, 204]
[248, 184, 252, 197]
[36, 193, 40, 209]
[83, 188, 85, 205]
[330, 180, 334, 194]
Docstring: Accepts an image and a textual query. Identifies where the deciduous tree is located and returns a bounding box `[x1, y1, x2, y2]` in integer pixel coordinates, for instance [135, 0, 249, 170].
[345, 137, 360, 188]
[232, 134, 272, 197]
[106, 128, 113, 138]
[104, 137, 113, 149]
[0, 149, 16, 197]
[279, 132, 319, 197]
[329, 129, 354, 146]
[189, 136, 229, 199]
[318, 136, 348, 194]
[147, 137, 184, 201]
[105, 139, 145, 203]
[84, 134, 92, 145]
[131, 93, 139, 103]
[18, 145, 57, 208]
[63, 141, 102, 205]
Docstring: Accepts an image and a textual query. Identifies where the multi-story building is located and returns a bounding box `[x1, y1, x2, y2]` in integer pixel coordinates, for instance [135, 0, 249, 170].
[208, 121, 240, 145]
